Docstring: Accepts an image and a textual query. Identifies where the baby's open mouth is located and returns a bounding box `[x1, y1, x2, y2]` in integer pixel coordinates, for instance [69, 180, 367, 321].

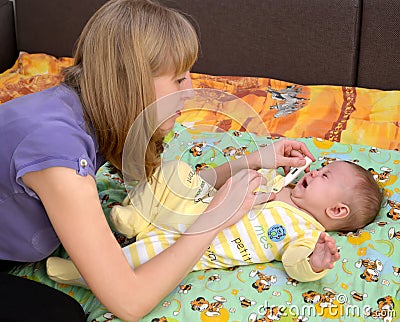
[302, 178, 308, 188]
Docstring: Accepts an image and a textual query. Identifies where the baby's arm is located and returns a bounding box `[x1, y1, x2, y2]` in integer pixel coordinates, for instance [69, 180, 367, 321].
[112, 160, 209, 238]
[308, 232, 340, 273]
[110, 200, 151, 238]
[282, 235, 332, 282]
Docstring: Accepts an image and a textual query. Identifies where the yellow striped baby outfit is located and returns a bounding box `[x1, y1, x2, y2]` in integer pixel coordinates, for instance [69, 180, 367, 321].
[112, 160, 328, 282]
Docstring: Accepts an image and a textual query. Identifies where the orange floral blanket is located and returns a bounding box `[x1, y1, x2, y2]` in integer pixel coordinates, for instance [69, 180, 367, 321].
[1, 53, 399, 150]
[188, 74, 400, 151]
[0, 52, 73, 103]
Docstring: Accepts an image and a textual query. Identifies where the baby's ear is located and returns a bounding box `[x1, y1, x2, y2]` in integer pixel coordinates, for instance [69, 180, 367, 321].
[325, 202, 350, 219]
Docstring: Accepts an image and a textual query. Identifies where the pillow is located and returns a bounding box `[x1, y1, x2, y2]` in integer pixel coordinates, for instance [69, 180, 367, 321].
[1, 53, 399, 151]
[187, 73, 400, 150]
[0, 52, 73, 104]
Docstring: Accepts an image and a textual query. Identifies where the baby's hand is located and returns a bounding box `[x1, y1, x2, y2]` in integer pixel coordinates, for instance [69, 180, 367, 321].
[309, 232, 340, 273]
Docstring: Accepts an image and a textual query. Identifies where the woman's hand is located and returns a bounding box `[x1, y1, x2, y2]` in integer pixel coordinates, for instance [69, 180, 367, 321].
[247, 139, 315, 174]
[187, 169, 274, 234]
[199, 139, 315, 190]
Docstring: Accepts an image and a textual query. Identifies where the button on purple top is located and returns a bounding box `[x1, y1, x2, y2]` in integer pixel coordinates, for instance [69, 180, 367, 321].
[0, 85, 105, 262]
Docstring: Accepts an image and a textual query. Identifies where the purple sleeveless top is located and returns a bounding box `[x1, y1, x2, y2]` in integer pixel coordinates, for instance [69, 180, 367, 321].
[0, 85, 105, 261]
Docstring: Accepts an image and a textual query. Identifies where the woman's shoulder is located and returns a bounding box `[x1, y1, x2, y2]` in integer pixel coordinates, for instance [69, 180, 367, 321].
[1, 85, 84, 129]
[1, 85, 98, 176]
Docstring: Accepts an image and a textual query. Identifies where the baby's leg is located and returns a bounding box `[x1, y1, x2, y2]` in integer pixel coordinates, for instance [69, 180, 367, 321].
[46, 257, 88, 288]
[121, 231, 180, 269]
[46, 231, 180, 289]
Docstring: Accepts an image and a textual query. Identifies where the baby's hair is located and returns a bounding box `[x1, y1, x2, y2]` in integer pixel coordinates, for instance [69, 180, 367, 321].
[341, 161, 384, 232]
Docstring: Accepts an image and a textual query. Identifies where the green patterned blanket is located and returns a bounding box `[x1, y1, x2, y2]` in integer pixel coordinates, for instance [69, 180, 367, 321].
[11, 125, 400, 322]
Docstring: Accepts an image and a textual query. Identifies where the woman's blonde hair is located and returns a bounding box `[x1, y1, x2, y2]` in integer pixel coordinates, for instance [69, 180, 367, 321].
[63, 0, 198, 179]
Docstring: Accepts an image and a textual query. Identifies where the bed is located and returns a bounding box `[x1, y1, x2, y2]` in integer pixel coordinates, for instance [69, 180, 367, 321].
[1, 0, 399, 321]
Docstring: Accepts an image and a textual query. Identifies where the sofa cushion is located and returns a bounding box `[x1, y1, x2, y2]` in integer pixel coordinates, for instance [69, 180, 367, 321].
[0, 0, 18, 72]
[15, 0, 107, 58]
[357, 0, 400, 90]
[160, 0, 361, 86]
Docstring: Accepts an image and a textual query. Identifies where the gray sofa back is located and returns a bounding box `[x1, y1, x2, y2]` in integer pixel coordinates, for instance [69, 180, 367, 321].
[0, 0, 17, 72]
[1, 0, 400, 90]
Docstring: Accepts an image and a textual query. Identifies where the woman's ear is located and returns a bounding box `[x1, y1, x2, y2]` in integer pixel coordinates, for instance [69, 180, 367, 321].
[325, 202, 350, 219]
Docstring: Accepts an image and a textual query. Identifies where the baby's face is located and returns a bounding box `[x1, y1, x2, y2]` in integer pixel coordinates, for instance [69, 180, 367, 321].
[290, 161, 355, 220]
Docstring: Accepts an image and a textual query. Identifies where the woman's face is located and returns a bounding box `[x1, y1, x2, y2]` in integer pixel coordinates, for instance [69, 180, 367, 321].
[154, 71, 193, 132]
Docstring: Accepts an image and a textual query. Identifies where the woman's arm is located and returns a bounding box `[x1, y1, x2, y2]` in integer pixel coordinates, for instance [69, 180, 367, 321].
[23, 166, 269, 321]
[199, 139, 315, 189]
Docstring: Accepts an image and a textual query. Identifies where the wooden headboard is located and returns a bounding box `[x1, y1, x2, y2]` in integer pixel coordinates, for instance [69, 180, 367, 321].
[2, 0, 400, 90]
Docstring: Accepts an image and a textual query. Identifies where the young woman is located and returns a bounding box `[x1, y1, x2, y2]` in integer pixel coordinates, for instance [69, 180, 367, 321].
[0, 0, 313, 320]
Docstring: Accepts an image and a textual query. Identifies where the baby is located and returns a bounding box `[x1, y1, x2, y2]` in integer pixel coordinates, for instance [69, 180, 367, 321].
[47, 158, 383, 287]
